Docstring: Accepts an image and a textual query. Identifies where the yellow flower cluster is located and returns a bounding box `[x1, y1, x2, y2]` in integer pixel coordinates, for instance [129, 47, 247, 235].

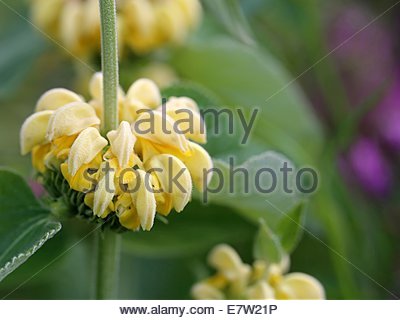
[192, 244, 325, 300]
[20, 73, 212, 231]
[31, 0, 202, 57]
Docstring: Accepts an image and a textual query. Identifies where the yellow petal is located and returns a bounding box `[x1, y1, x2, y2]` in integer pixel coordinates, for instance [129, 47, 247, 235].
[246, 281, 275, 300]
[156, 1, 187, 42]
[47, 102, 100, 141]
[59, 0, 83, 52]
[129, 169, 156, 231]
[122, 0, 156, 52]
[93, 162, 116, 218]
[179, 142, 213, 191]
[277, 273, 325, 300]
[20, 110, 53, 155]
[89, 72, 103, 101]
[89, 72, 125, 102]
[162, 97, 206, 143]
[137, 62, 178, 88]
[31, 144, 51, 173]
[126, 78, 161, 108]
[82, 0, 101, 41]
[132, 110, 190, 154]
[107, 121, 137, 168]
[68, 127, 108, 176]
[31, 0, 63, 31]
[208, 244, 245, 280]
[267, 264, 284, 287]
[191, 283, 224, 300]
[118, 207, 141, 231]
[61, 154, 102, 192]
[166, 96, 200, 113]
[176, 0, 202, 28]
[145, 154, 192, 213]
[35, 88, 83, 112]
[120, 97, 149, 123]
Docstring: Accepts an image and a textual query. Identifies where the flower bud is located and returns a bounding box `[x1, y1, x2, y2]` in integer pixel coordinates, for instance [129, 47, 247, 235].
[47, 102, 100, 141]
[208, 244, 245, 280]
[126, 78, 161, 108]
[107, 121, 137, 168]
[20, 110, 53, 155]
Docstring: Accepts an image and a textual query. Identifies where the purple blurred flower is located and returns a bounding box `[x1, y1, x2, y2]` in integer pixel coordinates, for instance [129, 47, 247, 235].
[328, 5, 395, 107]
[327, 4, 399, 196]
[369, 78, 400, 151]
[29, 180, 45, 198]
[345, 138, 392, 197]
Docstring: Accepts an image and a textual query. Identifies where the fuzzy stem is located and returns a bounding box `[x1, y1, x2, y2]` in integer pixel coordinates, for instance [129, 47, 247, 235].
[100, 0, 119, 135]
[95, 0, 121, 300]
[95, 229, 121, 299]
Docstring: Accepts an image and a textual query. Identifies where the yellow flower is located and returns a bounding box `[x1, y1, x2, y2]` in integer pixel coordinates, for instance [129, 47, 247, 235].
[30, 0, 202, 57]
[116, 168, 157, 231]
[21, 73, 212, 232]
[144, 154, 192, 215]
[20, 110, 53, 156]
[192, 244, 325, 300]
[35, 88, 83, 112]
[46, 102, 100, 141]
[60, 127, 107, 192]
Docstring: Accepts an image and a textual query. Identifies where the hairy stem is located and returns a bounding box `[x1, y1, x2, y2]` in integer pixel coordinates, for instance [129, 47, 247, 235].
[95, 229, 121, 299]
[96, 0, 121, 300]
[100, 0, 119, 135]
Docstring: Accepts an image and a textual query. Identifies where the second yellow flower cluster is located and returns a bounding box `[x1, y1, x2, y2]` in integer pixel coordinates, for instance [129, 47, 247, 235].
[191, 245, 325, 300]
[20, 73, 213, 231]
[31, 0, 202, 57]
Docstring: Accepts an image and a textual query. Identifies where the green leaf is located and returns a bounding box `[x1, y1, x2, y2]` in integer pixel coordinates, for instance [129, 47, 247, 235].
[0, 26, 45, 98]
[203, 0, 256, 46]
[276, 202, 306, 253]
[0, 169, 61, 282]
[122, 200, 256, 258]
[202, 151, 303, 225]
[170, 37, 323, 165]
[253, 219, 283, 264]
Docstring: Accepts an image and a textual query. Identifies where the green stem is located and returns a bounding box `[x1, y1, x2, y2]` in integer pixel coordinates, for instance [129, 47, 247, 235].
[95, 229, 121, 299]
[100, 0, 119, 135]
[95, 0, 120, 300]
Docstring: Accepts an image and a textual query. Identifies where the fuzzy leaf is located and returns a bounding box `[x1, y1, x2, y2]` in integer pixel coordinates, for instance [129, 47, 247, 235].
[201, 151, 303, 226]
[254, 220, 283, 264]
[0, 169, 61, 282]
[171, 37, 323, 165]
[276, 202, 306, 253]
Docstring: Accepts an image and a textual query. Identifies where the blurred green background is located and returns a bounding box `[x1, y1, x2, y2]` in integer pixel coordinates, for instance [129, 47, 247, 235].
[0, 0, 399, 299]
